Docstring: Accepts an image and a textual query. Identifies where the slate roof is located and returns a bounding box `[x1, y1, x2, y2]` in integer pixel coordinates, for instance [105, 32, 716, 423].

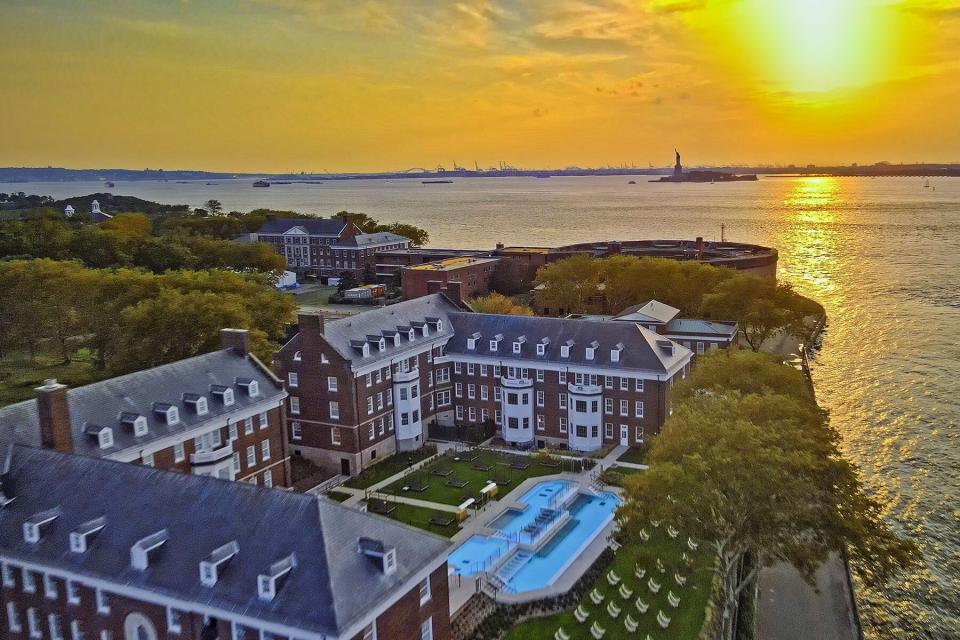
[333, 232, 411, 248]
[256, 217, 351, 236]
[665, 318, 738, 337]
[306, 294, 461, 365]
[0, 445, 450, 638]
[0, 349, 285, 459]
[445, 313, 691, 373]
[613, 300, 681, 324]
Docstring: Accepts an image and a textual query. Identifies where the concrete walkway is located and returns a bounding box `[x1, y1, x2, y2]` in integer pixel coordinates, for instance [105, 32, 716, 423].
[757, 554, 859, 640]
[597, 444, 649, 471]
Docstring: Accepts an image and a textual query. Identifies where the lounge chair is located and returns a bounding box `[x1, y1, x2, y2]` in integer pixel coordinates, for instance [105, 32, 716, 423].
[610, 539, 622, 552]
[647, 578, 661, 593]
[368, 500, 396, 515]
[638, 528, 650, 542]
[470, 462, 493, 472]
[674, 573, 687, 586]
[429, 514, 454, 527]
[634, 566, 646, 580]
[574, 604, 590, 623]
[431, 465, 453, 477]
[668, 591, 681, 608]
[460, 450, 479, 462]
[681, 552, 691, 563]
[618, 583, 633, 599]
[606, 570, 621, 586]
[624, 615, 639, 633]
[635, 597, 649, 614]
[406, 478, 428, 492]
[554, 627, 571, 640]
[657, 610, 671, 628]
[667, 525, 679, 538]
[590, 588, 605, 605]
[445, 475, 468, 488]
[606, 601, 621, 618]
[590, 621, 606, 639]
[687, 537, 699, 551]
[510, 460, 530, 470]
[651, 519, 660, 528]
[655, 558, 665, 574]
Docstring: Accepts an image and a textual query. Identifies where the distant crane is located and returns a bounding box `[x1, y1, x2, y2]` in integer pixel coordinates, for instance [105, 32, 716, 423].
[452, 161, 467, 171]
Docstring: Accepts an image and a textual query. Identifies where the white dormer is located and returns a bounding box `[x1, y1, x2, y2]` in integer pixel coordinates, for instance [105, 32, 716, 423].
[237, 379, 259, 397]
[435, 320, 443, 332]
[378, 338, 386, 352]
[560, 340, 573, 358]
[98, 428, 114, 449]
[200, 541, 239, 587]
[467, 332, 482, 351]
[537, 337, 550, 356]
[131, 529, 169, 571]
[211, 386, 235, 406]
[258, 554, 297, 602]
[393, 334, 400, 346]
[122, 413, 149, 436]
[70, 517, 106, 554]
[358, 537, 397, 576]
[408, 329, 415, 341]
[362, 343, 371, 357]
[513, 335, 526, 354]
[23, 508, 61, 544]
[611, 342, 624, 363]
[195, 397, 208, 415]
[585, 340, 599, 361]
[153, 404, 179, 426]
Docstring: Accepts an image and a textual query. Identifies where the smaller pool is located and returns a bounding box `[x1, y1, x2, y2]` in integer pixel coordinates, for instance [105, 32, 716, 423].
[448, 536, 510, 576]
[489, 509, 522, 531]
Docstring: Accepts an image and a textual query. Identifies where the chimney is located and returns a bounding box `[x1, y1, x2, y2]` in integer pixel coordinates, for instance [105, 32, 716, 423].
[495, 242, 504, 251]
[36, 380, 72, 454]
[444, 281, 464, 305]
[695, 236, 704, 258]
[220, 328, 250, 356]
[298, 313, 326, 360]
[426, 280, 444, 295]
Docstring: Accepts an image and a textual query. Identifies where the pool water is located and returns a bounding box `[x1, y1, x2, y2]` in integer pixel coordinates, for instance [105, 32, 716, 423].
[447, 480, 621, 593]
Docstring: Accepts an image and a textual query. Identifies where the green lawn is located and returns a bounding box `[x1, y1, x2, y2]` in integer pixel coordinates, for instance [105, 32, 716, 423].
[617, 443, 650, 465]
[0, 355, 108, 408]
[600, 466, 646, 487]
[380, 449, 561, 506]
[325, 490, 353, 503]
[363, 500, 461, 538]
[291, 286, 337, 307]
[505, 527, 714, 640]
[344, 445, 438, 489]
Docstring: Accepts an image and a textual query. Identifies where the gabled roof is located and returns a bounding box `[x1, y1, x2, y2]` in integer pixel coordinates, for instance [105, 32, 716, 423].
[0, 445, 450, 638]
[0, 349, 285, 459]
[665, 318, 738, 337]
[613, 300, 681, 324]
[256, 217, 351, 237]
[333, 232, 411, 248]
[445, 313, 691, 373]
[310, 294, 461, 365]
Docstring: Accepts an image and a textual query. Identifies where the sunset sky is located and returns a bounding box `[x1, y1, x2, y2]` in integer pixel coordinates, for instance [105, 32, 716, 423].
[2, 0, 959, 172]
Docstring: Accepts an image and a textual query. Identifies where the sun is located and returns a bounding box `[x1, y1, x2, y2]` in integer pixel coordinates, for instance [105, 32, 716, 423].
[720, 0, 903, 94]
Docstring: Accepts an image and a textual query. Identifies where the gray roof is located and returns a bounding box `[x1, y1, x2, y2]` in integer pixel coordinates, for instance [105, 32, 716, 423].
[0, 349, 285, 459]
[256, 217, 350, 236]
[333, 232, 411, 248]
[613, 300, 680, 324]
[298, 294, 461, 366]
[665, 318, 738, 337]
[445, 313, 690, 373]
[0, 445, 450, 637]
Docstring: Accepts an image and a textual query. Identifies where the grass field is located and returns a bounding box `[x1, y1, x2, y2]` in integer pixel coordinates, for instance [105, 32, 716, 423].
[381, 449, 560, 506]
[0, 355, 108, 407]
[505, 527, 714, 640]
[363, 501, 461, 538]
[325, 490, 353, 503]
[344, 445, 438, 489]
[290, 286, 337, 307]
[617, 443, 650, 465]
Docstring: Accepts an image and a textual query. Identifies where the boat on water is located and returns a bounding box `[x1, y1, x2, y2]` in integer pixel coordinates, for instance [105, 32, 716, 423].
[105, 181, 115, 188]
[253, 180, 271, 187]
[422, 180, 453, 184]
[628, 180, 636, 184]
[205, 182, 218, 185]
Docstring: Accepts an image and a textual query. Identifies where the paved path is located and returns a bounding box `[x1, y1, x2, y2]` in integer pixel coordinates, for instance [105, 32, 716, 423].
[597, 444, 649, 471]
[757, 554, 859, 640]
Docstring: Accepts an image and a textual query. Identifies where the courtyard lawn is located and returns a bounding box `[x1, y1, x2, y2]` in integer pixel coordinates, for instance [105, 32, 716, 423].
[325, 490, 353, 503]
[0, 355, 107, 408]
[380, 449, 561, 506]
[291, 286, 337, 307]
[617, 443, 650, 465]
[505, 527, 714, 640]
[363, 501, 460, 538]
[600, 465, 646, 487]
[344, 445, 438, 490]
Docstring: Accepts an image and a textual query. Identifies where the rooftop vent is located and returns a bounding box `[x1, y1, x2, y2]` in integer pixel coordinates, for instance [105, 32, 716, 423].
[257, 554, 297, 602]
[200, 540, 240, 587]
[211, 385, 235, 406]
[120, 413, 149, 437]
[131, 529, 169, 571]
[183, 394, 209, 416]
[358, 537, 397, 576]
[236, 378, 259, 397]
[70, 516, 106, 554]
[23, 507, 62, 544]
[84, 424, 114, 449]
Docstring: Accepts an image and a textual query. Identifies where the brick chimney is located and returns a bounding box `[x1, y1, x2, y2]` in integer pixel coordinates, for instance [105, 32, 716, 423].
[298, 313, 326, 358]
[444, 281, 464, 305]
[36, 380, 72, 454]
[695, 236, 704, 259]
[426, 280, 444, 295]
[221, 328, 250, 356]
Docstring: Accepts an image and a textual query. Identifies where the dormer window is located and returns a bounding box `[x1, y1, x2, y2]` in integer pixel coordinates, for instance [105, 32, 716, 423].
[435, 320, 443, 332]
[122, 413, 149, 437]
[393, 334, 400, 347]
[85, 424, 114, 449]
[199, 541, 239, 587]
[195, 397, 208, 414]
[611, 342, 624, 363]
[489, 340, 498, 352]
[70, 517, 106, 554]
[258, 554, 297, 602]
[237, 379, 259, 397]
[513, 336, 526, 354]
[184, 394, 208, 416]
[23, 508, 61, 544]
[378, 338, 386, 352]
[585, 341, 599, 361]
[408, 329, 415, 341]
[211, 386, 235, 406]
[467, 332, 481, 351]
[130, 529, 169, 570]
[154, 404, 179, 426]
[362, 343, 370, 357]
[358, 537, 397, 576]
[537, 338, 550, 357]
[560, 345, 570, 358]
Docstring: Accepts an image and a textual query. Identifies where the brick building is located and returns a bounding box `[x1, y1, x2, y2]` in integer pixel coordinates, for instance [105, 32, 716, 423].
[275, 290, 693, 476]
[254, 218, 411, 281]
[0, 330, 291, 488]
[400, 257, 499, 301]
[0, 444, 452, 640]
[374, 248, 491, 283]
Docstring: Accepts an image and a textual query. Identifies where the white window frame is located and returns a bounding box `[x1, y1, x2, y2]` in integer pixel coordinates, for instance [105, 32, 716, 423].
[246, 445, 256, 468]
[7, 602, 21, 633]
[167, 607, 183, 634]
[95, 588, 109, 615]
[331, 427, 342, 445]
[635, 401, 644, 418]
[330, 400, 340, 420]
[173, 441, 185, 463]
[261, 440, 271, 461]
[328, 376, 338, 392]
[66, 579, 80, 605]
[635, 378, 645, 392]
[244, 417, 254, 436]
[420, 617, 433, 640]
[44, 573, 57, 600]
[287, 372, 299, 388]
[620, 399, 628, 416]
[289, 396, 300, 415]
[419, 577, 432, 605]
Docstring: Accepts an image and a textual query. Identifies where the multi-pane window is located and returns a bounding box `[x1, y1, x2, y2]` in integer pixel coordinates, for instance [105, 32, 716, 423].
[604, 376, 613, 389]
[559, 394, 567, 409]
[328, 376, 338, 392]
[420, 618, 433, 640]
[366, 373, 373, 387]
[494, 387, 502, 401]
[635, 379, 645, 392]
[95, 588, 109, 614]
[455, 383, 462, 398]
[454, 362, 462, 374]
[246, 445, 256, 468]
[467, 363, 475, 375]
[635, 401, 644, 418]
[174, 442, 185, 462]
[367, 397, 374, 415]
[605, 423, 613, 438]
[455, 406, 464, 421]
[44, 574, 57, 599]
[559, 371, 567, 384]
[288, 372, 298, 388]
[536, 369, 544, 382]
[291, 421, 302, 440]
[232, 452, 241, 473]
[636, 427, 644, 443]
[559, 417, 568, 434]
[259, 411, 269, 429]
[536, 390, 544, 407]
[289, 397, 300, 415]
[620, 377, 629, 391]
[495, 410, 502, 425]
[244, 417, 254, 435]
[620, 400, 629, 416]
[369, 424, 375, 440]
[468, 384, 476, 399]
[419, 577, 432, 605]
[536, 415, 545, 431]
[377, 392, 384, 410]
[604, 398, 613, 415]
[142, 452, 154, 467]
[329, 401, 340, 420]
[331, 427, 341, 445]
[229, 423, 238, 440]
[480, 385, 488, 400]
[261, 440, 271, 461]
[480, 364, 488, 376]
[468, 407, 476, 422]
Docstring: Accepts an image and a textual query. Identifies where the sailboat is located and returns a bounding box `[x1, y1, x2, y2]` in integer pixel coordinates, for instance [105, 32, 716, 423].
[923, 179, 931, 188]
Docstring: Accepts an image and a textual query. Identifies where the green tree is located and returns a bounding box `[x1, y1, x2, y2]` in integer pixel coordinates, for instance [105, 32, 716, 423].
[378, 222, 429, 246]
[533, 254, 603, 315]
[336, 270, 359, 294]
[468, 293, 533, 315]
[204, 199, 224, 216]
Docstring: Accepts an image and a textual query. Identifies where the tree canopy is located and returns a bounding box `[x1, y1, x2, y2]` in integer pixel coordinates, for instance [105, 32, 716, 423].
[333, 210, 430, 246]
[468, 292, 533, 316]
[618, 350, 915, 639]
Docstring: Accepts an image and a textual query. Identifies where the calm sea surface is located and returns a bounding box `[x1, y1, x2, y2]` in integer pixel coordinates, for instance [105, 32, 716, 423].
[21, 175, 960, 637]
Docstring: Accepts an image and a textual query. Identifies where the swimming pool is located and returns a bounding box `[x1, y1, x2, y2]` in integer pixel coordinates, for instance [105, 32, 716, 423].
[447, 480, 621, 594]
